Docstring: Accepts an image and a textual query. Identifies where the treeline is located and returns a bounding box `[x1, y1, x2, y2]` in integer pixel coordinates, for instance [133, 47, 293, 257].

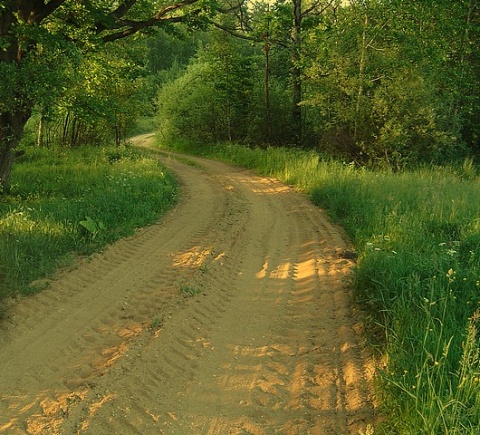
[15, 1, 480, 170]
[155, 0, 479, 168]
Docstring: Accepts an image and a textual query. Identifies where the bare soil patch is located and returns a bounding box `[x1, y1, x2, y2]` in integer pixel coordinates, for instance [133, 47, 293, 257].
[0, 134, 375, 434]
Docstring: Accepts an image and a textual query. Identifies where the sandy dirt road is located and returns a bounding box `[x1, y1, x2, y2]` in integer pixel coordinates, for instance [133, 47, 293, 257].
[0, 134, 375, 434]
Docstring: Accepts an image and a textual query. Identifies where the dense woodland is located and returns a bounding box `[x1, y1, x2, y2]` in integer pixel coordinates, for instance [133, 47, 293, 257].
[157, 0, 480, 169]
[0, 0, 479, 191]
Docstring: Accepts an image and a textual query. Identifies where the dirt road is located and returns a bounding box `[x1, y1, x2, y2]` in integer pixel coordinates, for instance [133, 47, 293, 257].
[0, 134, 375, 434]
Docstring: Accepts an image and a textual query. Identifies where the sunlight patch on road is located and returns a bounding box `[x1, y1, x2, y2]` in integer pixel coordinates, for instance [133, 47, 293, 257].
[78, 392, 115, 433]
[256, 259, 269, 279]
[270, 262, 291, 279]
[5, 390, 89, 435]
[172, 245, 213, 269]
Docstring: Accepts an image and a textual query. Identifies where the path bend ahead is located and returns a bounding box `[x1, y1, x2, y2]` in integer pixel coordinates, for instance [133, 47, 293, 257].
[0, 134, 375, 434]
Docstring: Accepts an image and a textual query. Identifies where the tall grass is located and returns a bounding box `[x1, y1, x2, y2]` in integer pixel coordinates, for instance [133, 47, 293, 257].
[0, 144, 177, 297]
[160, 139, 480, 433]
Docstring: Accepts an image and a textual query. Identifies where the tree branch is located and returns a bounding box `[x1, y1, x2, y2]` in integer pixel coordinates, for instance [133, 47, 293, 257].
[101, 0, 202, 43]
[210, 21, 258, 42]
[110, 0, 138, 20]
[32, 0, 67, 23]
[302, 0, 335, 19]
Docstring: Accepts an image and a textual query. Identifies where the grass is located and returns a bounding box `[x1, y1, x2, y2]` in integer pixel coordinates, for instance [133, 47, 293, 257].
[158, 138, 480, 434]
[179, 283, 202, 297]
[0, 143, 177, 297]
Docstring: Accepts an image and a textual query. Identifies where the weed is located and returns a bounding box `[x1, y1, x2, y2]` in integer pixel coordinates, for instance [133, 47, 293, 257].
[180, 284, 201, 297]
[151, 316, 162, 329]
[79, 216, 106, 240]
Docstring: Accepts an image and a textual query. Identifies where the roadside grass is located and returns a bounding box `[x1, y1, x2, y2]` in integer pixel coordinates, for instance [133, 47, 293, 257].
[158, 138, 480, 433]
[0, 144, 177, 297]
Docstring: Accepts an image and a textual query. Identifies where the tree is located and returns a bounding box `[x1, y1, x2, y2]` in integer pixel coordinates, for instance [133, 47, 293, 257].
[212, 0, 337, 146]
[0, 0, 210, 190]
[302, 0, 479, 165]
[249, 0, 295, 144]
[33, 40, 150, 148]
[288, 0, 336, 144]
[157, 30, 256, 144]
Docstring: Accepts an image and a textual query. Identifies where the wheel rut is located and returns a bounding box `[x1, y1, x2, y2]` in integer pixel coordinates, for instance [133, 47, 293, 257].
[0, 134, 375, 434]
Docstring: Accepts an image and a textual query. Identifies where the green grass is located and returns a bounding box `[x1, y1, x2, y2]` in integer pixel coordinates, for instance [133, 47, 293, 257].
[158, 138, 480, 434]
[0, 144, 177, 297]
[179, 283, 202, 297]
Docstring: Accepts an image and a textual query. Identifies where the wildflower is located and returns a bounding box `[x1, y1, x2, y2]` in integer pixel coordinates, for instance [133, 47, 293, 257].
[446, 268, 456, 283]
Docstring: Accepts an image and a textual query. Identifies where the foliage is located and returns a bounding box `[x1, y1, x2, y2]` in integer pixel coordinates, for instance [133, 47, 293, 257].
[157, 31, 259, 144]
[0, 145, 177, 297]
[155, 0, 479, 165]
[79, 216, 106, 240]
[0, 0, 220, 188]
[302, 0, 479, 166]
[180, 283, 202, 297]
[145, 27, 200, 75]
[19, 36, 157, 148]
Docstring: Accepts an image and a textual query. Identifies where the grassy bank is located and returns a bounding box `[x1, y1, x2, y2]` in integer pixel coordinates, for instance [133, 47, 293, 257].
[0, 144, 177, 297]
[159, 139, 480, 434]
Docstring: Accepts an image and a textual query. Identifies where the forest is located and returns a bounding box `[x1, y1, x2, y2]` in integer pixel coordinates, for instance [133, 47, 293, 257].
[1, 0, 479, 433]
[1, 0, 478, 185]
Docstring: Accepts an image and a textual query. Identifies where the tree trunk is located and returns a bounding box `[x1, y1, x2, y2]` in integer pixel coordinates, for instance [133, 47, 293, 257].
[0, 13, 28, 190]
[452, 0, 476, 131]
[115, 124, 121, 146]
[0, 145, 16, 191]
[291, 0, 303, 145]
[70, 117, 78, 147]
[62, 112, 71, 147]
[264, 43, 272, 144]
[263, 4, 272, 144]
[37, 113, 43, 147]
[354, 12, 368, 142]
[0, 111, 30, 190]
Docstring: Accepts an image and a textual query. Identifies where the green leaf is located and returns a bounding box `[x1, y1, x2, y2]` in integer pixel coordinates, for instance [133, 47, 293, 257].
[79, 216, 98, 234]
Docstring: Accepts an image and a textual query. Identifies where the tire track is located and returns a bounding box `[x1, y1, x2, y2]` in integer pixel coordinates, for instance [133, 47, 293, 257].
[0, 152, 233, 433]
[0, 135, 375, 434]
[145, 158, 375, 435]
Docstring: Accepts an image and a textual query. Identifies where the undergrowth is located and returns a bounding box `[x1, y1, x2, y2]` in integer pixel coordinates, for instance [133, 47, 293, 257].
[0, 144, 177, 297]
[158, 138, 480, 434]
